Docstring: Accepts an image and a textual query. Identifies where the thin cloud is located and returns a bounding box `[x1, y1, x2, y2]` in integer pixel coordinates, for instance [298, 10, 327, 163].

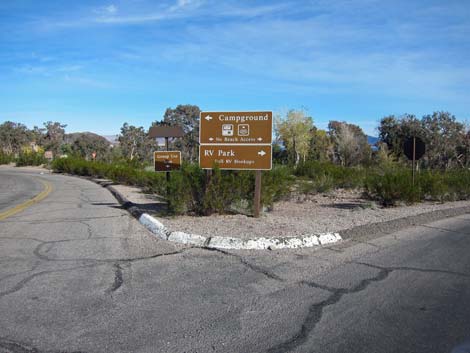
[48, 1, 286, 27]
[63, 75, 110, 88]
[94, 0, 203, 24]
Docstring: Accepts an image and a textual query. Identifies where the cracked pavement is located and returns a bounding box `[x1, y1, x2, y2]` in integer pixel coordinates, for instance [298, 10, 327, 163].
[1, 167, 470, 353]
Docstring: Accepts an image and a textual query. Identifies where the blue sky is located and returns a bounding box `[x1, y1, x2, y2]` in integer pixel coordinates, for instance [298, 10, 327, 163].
[0, 0, 469, 136]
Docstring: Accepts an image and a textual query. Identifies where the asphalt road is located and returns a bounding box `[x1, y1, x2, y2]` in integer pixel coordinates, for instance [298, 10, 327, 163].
[1, 167, 470, 353]
[0, 170, 43, 213]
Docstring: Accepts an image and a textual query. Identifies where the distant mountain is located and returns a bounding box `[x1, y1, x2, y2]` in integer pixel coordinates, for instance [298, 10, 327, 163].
[367, 136, 379, 145]
[102, 135, 120, 145]
[64, 132, 112, 148]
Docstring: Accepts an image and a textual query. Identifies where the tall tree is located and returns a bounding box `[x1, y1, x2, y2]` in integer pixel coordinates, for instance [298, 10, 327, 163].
[379, 112, 466, 169]
[64, 132, 111, 160]
[309, 127, 333, 162]
[276, 110, 314, 164]
[421, 111, 465, 169]
[328, 121, 371, 166]
[118, 123, 150, 161]
[0, 121, 31, 155]
[158, 104, 201, 162]
[43, 121, 67, 156]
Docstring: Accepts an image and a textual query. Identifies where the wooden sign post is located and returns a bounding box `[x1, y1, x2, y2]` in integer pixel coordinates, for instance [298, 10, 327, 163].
[404, 136, 426, 186]
[148, 125, 185, 206]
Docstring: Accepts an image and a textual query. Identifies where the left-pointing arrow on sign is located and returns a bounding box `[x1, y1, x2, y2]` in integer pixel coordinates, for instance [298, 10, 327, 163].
[205, 115, 213, 121]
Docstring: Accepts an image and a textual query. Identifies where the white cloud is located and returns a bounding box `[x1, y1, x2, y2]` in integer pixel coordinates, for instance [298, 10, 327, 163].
[15, 64, 83, 76]
[94, 4, 118, 15]
[105, 4, 117, 14]
[63, 75, 110, 88]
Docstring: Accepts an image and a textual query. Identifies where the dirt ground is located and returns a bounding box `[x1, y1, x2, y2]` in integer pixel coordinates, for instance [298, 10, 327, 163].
[110, 182, 470, 239]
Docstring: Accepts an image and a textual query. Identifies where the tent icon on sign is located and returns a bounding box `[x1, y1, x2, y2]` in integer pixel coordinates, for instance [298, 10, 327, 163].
[238, 124, 249, 136]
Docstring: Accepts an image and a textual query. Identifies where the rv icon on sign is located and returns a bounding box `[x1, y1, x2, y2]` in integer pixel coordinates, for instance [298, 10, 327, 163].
[222, 124, 234, 136]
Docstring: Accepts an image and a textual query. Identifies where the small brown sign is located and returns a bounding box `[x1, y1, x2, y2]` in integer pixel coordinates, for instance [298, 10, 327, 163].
[44, 151, 53, 160]
[149, 126, 184, 138]
[200, 111, 272, 144]
[199, 145, 272, 170]
[154, 151, 181, 172]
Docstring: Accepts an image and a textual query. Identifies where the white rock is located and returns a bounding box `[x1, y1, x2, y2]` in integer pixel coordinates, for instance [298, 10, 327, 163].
[318, 233, 342, 245]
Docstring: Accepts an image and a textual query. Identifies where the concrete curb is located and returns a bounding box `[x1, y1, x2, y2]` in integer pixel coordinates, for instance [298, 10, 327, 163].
[89, 176, 470, 250]
[88, 177, 343, 249]
[133, 212, 342, 250]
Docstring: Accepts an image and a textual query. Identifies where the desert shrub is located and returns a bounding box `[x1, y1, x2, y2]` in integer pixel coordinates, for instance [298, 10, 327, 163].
[0, 152, 13, 165]
[166, 171, 191, 215]
[51, 158, 293, 215]
[16, 151, 47, 167]
[179, 163, 207, 213]
[295, 161, 365, 190]
[365, 165, 470, 205]
[365, 167, 420, 206]
[418, 171, 449, 202]
[202, 167, 233, 214]
[262, 165, 295, 207]
[441, 169, 470, 200]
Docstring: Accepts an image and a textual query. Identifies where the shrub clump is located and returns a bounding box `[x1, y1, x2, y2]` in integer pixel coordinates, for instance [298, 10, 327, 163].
[52, 157, 294, 216]
[365, 166, 470, 205]
[0, 152, 14, 165]
[294, 161, 366, 192]
[365, 167, 419, 206]
[15, 151, 47, 167]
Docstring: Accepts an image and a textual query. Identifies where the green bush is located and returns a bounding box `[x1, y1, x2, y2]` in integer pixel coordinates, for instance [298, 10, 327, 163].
[441, 169, 470, 200]
[419, 171, 449, 202]
[364, 166, 469, 205]
[166, 172, 190, 215]
[262, 165, 295, 207]
[295, 161, 366, 190]
[179, 163, 207, 214]
[15, 152, 47, 167]
[0, 152, 13, 165]
[365, 167, 419, 206]
[52, 157, 294, 216]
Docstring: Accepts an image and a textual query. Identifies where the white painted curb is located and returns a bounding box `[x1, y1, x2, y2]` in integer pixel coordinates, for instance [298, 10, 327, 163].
[168, 231, 207, 247]
[138, 214, 169, 240]
[138, 212, 342, 250]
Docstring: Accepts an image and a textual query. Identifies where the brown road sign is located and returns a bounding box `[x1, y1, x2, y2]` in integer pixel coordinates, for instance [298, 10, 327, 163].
[199, 145, 272, 170]
[154, 151, 181, 172]
[200, 111, 272, 144]
[44, 151, 53, 160]
[149, 126, 184, 138]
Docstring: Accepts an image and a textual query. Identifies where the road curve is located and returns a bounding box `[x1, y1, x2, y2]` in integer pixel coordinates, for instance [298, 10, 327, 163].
[0, 169, 45, 213]
[0, 166, 470, 353]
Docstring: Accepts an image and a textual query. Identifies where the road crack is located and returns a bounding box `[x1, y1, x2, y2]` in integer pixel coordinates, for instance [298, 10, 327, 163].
[268, 260, 470, 352]
[204, 248, 284, 282]
[354, 261, 470, 278]
[106, 262, 124, 294]
[0, 264, 101, 299]
[0, 337, 88, 353]
[267, 267, 391, 353]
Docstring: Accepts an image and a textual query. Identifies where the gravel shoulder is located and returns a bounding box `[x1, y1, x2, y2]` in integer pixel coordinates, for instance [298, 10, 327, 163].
[105, 182, 470, 239]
